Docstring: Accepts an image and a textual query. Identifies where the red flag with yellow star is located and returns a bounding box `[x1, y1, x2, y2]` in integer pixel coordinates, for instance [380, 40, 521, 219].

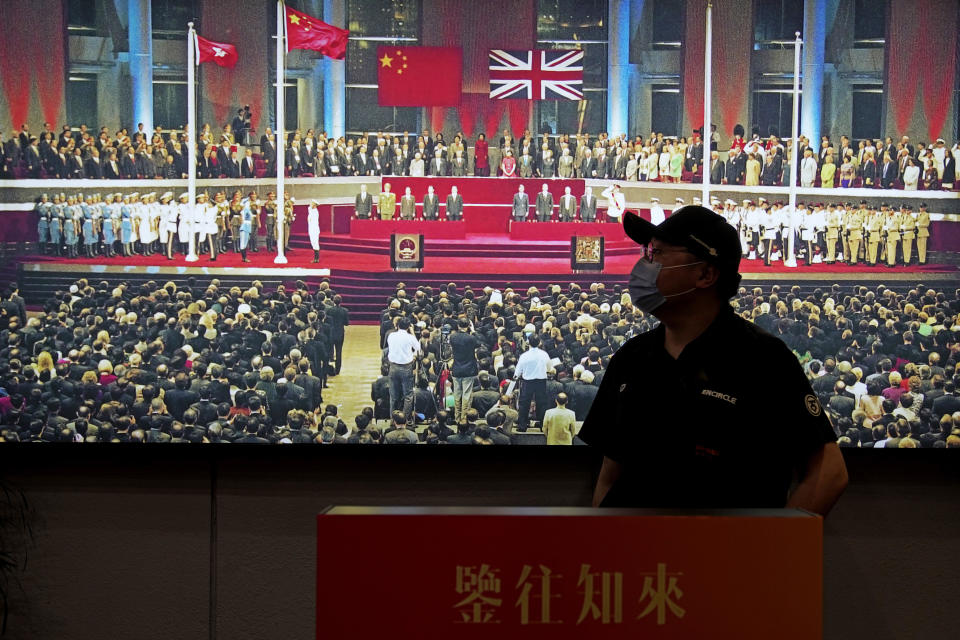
[284, 4, 349, 59]
[377, 46, 462, 107]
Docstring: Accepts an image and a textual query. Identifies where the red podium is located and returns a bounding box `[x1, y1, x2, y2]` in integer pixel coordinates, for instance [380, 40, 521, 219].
[317, 507, 822, 640]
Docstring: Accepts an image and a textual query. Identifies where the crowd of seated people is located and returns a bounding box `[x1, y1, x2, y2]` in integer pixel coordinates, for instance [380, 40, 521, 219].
[369, 280, 960, 446]
[1, 274, 959, 447]
[0, 278, 356, 443]
[3, 119, 957, 191]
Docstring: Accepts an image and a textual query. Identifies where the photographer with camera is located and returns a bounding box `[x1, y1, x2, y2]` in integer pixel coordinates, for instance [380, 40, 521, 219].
[449, 318, 480, 426]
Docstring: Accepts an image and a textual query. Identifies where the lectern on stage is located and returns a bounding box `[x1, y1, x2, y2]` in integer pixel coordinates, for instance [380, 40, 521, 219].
[317, 507, 822, 640]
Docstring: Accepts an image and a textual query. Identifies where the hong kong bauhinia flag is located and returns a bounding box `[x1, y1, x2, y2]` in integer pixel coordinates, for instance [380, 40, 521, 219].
[284, 4, 349, 59]
[195, 34, 238, 68]
[489, 49, 584, 100]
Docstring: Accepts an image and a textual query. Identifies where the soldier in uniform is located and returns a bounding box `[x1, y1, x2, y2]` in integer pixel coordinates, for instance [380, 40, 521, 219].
[63, 195, 79, 258]
[399, 187, 416, 220]
[229, 193, 243, 253]
[35, 194, 50, 255]
[744, 200, 761, 260]
[558, 186, 577, 222]
[308, 199, 322, 263]
[512, 184, 529, 222]
[238, 193, 254, 263]
[865, 206, 883, 266]
[845, 202, 865, 266]
[915, 203, 930, 265]
[824, 204, 840, 264]
[759, 201, 779, 266]
[798, 203, 815, 265]
[120, 194, 135, 257]
[445, 186, 464, 221]
[178, 193, 194, 256]
[102, 193, 117, 258]
[378, 183, 397, 220]
[422, 186, 439, 220]
[198, 193, 217, 261]
[901, 204, 916, 265]
[49, 194, 64, 256]
[158, 192, 175, 260]
[354, 184, 373, 219]
[248, 192, 261, 253]
[884, 206, 902, 267]
[535, 183, 554, 222]
[264, 192, 277, 252]
[82, 195, 97, 257]
[282, 193, 295, 251]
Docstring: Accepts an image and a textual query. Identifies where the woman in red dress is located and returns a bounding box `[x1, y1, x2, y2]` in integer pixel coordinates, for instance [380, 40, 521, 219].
[474, 133, 489, 176]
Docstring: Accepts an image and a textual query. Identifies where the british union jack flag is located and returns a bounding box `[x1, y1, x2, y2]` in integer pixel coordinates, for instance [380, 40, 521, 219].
[488, 49, 584, 100]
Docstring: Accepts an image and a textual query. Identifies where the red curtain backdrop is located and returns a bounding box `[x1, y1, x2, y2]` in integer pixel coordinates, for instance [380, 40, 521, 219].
[887, 0, 957, 140]
[422, 0, 534, 138]
[682, 0, 754, 141]
[0, 0, 65, 129]
[200, 0, 268, 131]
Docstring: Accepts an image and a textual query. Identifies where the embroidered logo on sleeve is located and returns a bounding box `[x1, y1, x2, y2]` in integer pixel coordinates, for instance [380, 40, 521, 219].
[805, 394, 822, 416]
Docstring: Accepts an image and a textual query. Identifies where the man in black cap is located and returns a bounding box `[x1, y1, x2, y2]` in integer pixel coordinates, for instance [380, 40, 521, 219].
[579, 206, 848, 514]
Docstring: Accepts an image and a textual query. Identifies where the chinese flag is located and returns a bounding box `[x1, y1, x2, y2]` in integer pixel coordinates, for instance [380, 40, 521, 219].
[284, 5, 349, 60]
[377, 46, 462, 107]
[195, 34, 238, 68]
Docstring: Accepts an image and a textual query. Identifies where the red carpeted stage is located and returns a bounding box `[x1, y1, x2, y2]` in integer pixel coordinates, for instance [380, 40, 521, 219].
[7, 176, 959, 323]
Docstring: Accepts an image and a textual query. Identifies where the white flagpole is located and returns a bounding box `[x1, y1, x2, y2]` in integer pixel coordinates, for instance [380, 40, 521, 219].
[274, 1, 288, 264]
[788, 31, 802, 212]
[185, 22, 199, 262]
[701, 1, 712, 207]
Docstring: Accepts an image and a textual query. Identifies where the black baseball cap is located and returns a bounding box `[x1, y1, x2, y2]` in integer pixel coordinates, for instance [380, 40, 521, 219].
[623, 205, 741, 275]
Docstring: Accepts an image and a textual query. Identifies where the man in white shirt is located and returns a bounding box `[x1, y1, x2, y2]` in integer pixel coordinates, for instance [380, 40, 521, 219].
[649, 197, 665, 225]
[542, 392, 577, 445]
[386, 316, 422, 423]
[514, 334, 551, 431]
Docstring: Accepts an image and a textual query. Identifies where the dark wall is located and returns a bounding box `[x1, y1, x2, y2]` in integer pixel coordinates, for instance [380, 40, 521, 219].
[1, 447, 957, 640]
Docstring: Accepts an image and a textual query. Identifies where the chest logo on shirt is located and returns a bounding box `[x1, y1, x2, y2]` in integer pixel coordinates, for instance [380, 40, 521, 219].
[701, 389, 737, 405]
[805, 394, 822, 416]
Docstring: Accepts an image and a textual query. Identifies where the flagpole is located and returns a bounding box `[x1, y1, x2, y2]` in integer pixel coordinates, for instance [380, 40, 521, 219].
[788, 31, 802, 212]
[185, 22, 199, 262]
[701, 1, 712, 207]
[274, 1, 288, 264]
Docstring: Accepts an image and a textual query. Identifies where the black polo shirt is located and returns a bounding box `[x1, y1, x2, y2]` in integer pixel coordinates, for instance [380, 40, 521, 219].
[578, 307, 837, 509]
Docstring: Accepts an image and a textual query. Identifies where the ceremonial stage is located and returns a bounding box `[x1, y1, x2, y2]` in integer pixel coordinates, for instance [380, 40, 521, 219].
[4, 175, 959, 323]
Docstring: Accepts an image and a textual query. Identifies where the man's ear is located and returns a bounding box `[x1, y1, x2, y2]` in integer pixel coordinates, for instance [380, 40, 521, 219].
[696, 263, 720, 290]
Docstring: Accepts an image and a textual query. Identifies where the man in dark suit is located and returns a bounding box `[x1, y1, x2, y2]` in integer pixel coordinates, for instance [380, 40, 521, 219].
[880, 153, 897, 189]
[120, 149, 139, 178]
[535, 184, 553, 222]
[512, 185, 529, 222]
[198, 148, 216, 178]
[103, 151, 121, 179]
[285, 143, 302, 177]
[709, 151, 725, 184]
[932, 381, 960, 418]
[429, 150, 447, 176]
[164, 373, 199, 422]
[422, 186, 439, 220]
[68, 149, 85, 179]
[25, 137, 42, 178]
[225, 151, 241, 179]
[579, 148, 597, 178]
[579, 186, 597, 223]
[326, 295, 350, 376]
[445, 186, 464, 221]
[827, 381, 856, 419]
[240, 148, 257, 178]
[84, 148, 103, 178]
[293, 361, 323, 410]
[260, 128, 277, 175]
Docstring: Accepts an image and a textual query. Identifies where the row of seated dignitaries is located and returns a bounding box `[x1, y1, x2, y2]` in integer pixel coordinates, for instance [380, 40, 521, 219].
[353, 183, 618, 222]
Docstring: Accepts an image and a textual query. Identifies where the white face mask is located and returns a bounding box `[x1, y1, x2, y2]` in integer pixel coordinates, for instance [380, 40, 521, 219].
[628, 257, 703, 313]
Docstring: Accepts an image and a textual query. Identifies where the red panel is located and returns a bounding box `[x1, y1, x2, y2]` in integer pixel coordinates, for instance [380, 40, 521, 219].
[350, 219, 466, 239]
[509, 221, 628, 242]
